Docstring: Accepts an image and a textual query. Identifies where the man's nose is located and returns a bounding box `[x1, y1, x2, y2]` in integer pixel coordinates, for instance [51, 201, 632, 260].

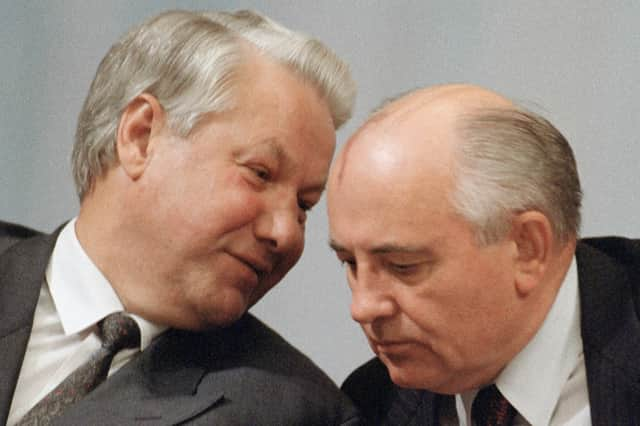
[254, 203, 304, 256]
[349, 268, 397, 325]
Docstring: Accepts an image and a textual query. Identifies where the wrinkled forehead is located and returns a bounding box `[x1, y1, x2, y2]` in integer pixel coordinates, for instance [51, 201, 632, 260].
[326, 121, 461, 254]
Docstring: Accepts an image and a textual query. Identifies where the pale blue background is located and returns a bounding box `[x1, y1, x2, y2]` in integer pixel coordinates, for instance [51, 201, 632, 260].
[1, 0, 638, 384]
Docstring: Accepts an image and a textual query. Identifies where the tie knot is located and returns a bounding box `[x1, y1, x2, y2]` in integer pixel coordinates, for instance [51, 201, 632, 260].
[99, 312, 140, 353]
[472, 384, 517, 426]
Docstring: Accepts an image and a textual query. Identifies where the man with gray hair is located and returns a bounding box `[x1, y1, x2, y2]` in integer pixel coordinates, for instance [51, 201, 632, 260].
[1, 9, 360, 425]
[328, 84, 639, 425]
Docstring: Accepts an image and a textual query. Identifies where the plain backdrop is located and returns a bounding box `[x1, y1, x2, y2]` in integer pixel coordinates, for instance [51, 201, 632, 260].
[1, 0, 638, 385]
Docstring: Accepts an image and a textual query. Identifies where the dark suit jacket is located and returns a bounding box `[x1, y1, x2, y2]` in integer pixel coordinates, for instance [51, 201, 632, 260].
[342, 237, 640, 425]
[0, 221, 361, 425]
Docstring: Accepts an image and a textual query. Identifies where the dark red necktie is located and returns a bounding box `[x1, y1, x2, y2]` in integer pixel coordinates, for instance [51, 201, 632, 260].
[17, 313, 140, 425]
[471, 384, 517, 426]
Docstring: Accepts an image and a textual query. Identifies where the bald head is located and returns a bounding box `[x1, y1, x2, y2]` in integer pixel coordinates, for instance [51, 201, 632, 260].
[373, 84, 513, 119]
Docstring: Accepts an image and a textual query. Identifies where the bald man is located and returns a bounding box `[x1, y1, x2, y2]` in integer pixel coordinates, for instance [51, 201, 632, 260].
[328, 85, 640, 425]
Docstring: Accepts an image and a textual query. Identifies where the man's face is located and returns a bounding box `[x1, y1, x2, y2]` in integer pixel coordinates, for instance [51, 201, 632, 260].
[136, 57, 335, 329]
[328, 122, 523, 393]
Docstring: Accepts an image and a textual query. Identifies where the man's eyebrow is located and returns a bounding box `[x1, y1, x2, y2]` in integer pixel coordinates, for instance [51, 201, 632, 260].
[261, 139, 327, 192]
[328, 240, 433, 256]
[370, 244, 433, 255]
[260, 138, 288, 162]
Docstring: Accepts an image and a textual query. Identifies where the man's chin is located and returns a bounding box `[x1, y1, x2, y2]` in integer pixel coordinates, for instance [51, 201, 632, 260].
[182, 285, 273, 330]
[384, 361, 464, 394]
[382, 356, 438, 391]
[201, 306, 249, 329]
[185, 296, 251, 331]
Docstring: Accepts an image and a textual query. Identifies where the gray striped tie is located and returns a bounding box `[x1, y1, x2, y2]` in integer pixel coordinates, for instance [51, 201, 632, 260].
[17, 312, 140, 425]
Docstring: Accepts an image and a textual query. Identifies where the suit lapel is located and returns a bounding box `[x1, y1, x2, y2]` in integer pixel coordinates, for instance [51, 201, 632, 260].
[55, 329, 225, 425]
[0, 230, 58, 424]
[576, 239, 640, 424]
[131, 329, 226, 424]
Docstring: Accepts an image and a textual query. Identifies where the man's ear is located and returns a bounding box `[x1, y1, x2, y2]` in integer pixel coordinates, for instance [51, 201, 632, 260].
[511, 211, 554, 296]
[116, 93, 166, 180]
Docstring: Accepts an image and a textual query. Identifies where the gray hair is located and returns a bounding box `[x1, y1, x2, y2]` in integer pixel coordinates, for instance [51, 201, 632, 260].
[451, 108, 582, 246]
[72, 9, 356, 200]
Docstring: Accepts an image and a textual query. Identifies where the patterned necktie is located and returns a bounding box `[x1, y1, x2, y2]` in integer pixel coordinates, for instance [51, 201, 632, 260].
[471, 384, 517, 426]
[17, 312, 140, 425]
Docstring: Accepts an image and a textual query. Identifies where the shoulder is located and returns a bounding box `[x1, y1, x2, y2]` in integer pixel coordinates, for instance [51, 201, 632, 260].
[576, 236, 640, 424]
[0, 220, 42, 255]
[578, 236, 640, 265]
[227, 314, 360, 419]
[163, 314, 362, 425]
[220, 314, 345, 384]
[577, 235, 640, 313]
[342, 357, 437, 425]
[577, 236, 640, 305]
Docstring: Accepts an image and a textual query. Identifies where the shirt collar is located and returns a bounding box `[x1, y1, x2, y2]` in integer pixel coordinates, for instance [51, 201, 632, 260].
[458, 256, 583, 425]
[46, 218, 166, 350]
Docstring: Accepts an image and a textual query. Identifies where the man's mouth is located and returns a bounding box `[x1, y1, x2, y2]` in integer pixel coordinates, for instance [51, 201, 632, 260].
[230, 252, 273, 279]
[368, 337, 414, 354]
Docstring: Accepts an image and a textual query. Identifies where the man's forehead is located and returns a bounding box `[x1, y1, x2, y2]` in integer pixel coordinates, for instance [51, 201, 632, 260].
[263, 138, 331, 190]
[331, 116, 455, 191]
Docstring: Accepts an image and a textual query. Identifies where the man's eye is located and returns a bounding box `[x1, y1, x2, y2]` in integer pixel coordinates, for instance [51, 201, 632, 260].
[252, 167, 270, 181]
[298, 200, 313, 212]
[389, 263, 418, 274]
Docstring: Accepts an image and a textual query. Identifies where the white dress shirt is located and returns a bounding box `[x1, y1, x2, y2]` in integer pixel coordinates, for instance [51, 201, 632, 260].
[7, 219, 166, 425]
[453, 257, 591, 425]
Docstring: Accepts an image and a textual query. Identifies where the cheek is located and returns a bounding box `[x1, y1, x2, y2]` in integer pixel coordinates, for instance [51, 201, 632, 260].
[396, 266, 494, 345]
[170, 173, 263, 240]
[449, 261, 518, 345]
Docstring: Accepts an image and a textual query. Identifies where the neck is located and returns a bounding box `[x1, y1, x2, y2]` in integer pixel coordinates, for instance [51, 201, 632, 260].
[478, 238, 578, 391]
[75, 176, 173, 326]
